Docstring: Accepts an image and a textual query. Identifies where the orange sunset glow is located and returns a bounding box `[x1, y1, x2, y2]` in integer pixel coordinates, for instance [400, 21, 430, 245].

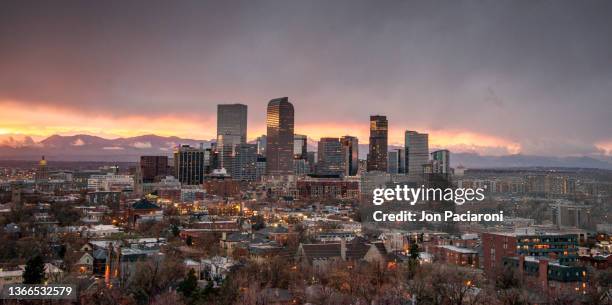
[0, 99, 521, 155]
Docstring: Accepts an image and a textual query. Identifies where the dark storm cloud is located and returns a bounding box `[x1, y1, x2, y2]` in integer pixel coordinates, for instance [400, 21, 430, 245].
[0, 0, 611, 155]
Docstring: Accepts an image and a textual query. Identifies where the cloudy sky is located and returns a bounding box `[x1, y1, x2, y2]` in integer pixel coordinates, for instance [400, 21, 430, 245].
[0, 0, 611, 156]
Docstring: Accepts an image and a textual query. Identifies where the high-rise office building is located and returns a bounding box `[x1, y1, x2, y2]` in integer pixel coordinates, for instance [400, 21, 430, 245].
[405, 130, 429, 176]
[293, 158, 309, 175]
[294, 134, 308, 160]
[367, 115, 388, 172]
[551, 202, 591, 229]
[397, 148, 405, 174]
[341, 136, 359, 176]
[232, 144, 257, 181]
[387, 150, 399, 174]
[174, 145, 206, 185]
[256, 135, 267, 157]
[216, 104, 248, 171]
[266, 97, 294, 176]
[431, 149, 450, 175]
[140, 156, 169, 183]
[204, 147, 214, 174]
[256, 157, 266, 181]
[316, 137, 345, 177]
[386, 148, 405, 174]
[306, 151, 317, 174]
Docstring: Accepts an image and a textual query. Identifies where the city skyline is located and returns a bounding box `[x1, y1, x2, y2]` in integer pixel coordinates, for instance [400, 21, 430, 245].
[0, 2, 610, 304]
[1, 1, 611, 157]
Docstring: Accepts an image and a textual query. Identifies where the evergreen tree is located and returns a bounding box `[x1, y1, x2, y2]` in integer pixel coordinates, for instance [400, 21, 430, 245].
[178, 269, 198, 298]
[409, 243, 419, 261]
[23, 255, 45, 284]
[171, 224, 180, 237]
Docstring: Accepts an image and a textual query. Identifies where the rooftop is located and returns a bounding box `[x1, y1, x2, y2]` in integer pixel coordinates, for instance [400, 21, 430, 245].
[437, 245, 478, 254]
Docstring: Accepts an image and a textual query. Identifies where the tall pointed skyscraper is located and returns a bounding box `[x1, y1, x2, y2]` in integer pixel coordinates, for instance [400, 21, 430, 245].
[266, 97, 294, 176]
[216, 104, 248, 172]
[367, 115, 388, 172]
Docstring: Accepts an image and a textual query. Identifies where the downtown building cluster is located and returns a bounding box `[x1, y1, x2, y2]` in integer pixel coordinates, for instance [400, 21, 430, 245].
[143, 97, 454, 203]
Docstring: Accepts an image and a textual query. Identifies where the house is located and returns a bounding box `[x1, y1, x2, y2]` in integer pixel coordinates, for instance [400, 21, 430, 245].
[84, 225, 122, 237]
[180, 220, 241, 239]
[0, 263, 63, 288]
[0, 268, 24, 288]
[75, 252, 94, 274]
[248, 242, 286, 261]
[257, 226, 298, 245]
[220, 232, 260, 253]
[296, 237, 388, 271]
[126, 198, 162, 226]
[91, 248, 112, 276]
[201, 256, 236, 286]
[317, 231, 356, 242]
[81, 210, 105, 224]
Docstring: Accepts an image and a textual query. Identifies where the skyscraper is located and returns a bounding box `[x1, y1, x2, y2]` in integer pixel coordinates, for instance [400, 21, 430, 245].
[293, 134, 308, 160]
[174, 145, 206, 185]
[293, 134, 309, 175]
[431, 149, 450, 175]
[266, 97, 294, 176]
[316, 137, 345, 177]
[387, 150, 399, 174]
[232, 144, 258, 181]
[405, 130, 429, 176]
[397, 148, 406, 174]
[216, 104, 247, 171]
[140, 156, 169, 183]
[367, 115, 388, 172]
[256, 135, 267, 157]
[340, 136, 359, 176]
[306, 151, 316, 174]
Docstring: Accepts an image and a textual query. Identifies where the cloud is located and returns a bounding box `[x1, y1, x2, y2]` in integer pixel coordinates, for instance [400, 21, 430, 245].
[131, 141, 152, 149]
[0, 134, 36, 148]
[0, 1, 610, 156]
[596, 140, 612, 156]
[103, 146, 124, 150]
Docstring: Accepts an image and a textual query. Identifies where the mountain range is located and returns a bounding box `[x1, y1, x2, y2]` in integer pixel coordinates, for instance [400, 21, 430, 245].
[0, 134, 211, 162]
[0, 134, 611, 170]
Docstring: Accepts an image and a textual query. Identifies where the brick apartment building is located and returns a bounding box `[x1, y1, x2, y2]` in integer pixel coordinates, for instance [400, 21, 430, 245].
[483, 231, 579, 275]
[503, 255, 587, 294]
[430, 245, 479, 268]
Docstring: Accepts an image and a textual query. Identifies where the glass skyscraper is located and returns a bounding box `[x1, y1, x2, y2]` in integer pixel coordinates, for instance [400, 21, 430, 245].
[266, 97, 294, 176]
[216, 104, 247, 172]
[341, 135, 359, 176]
[316, 137, 345, 176]
[174, 145, 206, 185]
[367, 115, 388, 172]
[294, 134, 308, 159]
[232, 143, 258, 181]
[405, 130, 429, 176]
[431, 149, 450, 175]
